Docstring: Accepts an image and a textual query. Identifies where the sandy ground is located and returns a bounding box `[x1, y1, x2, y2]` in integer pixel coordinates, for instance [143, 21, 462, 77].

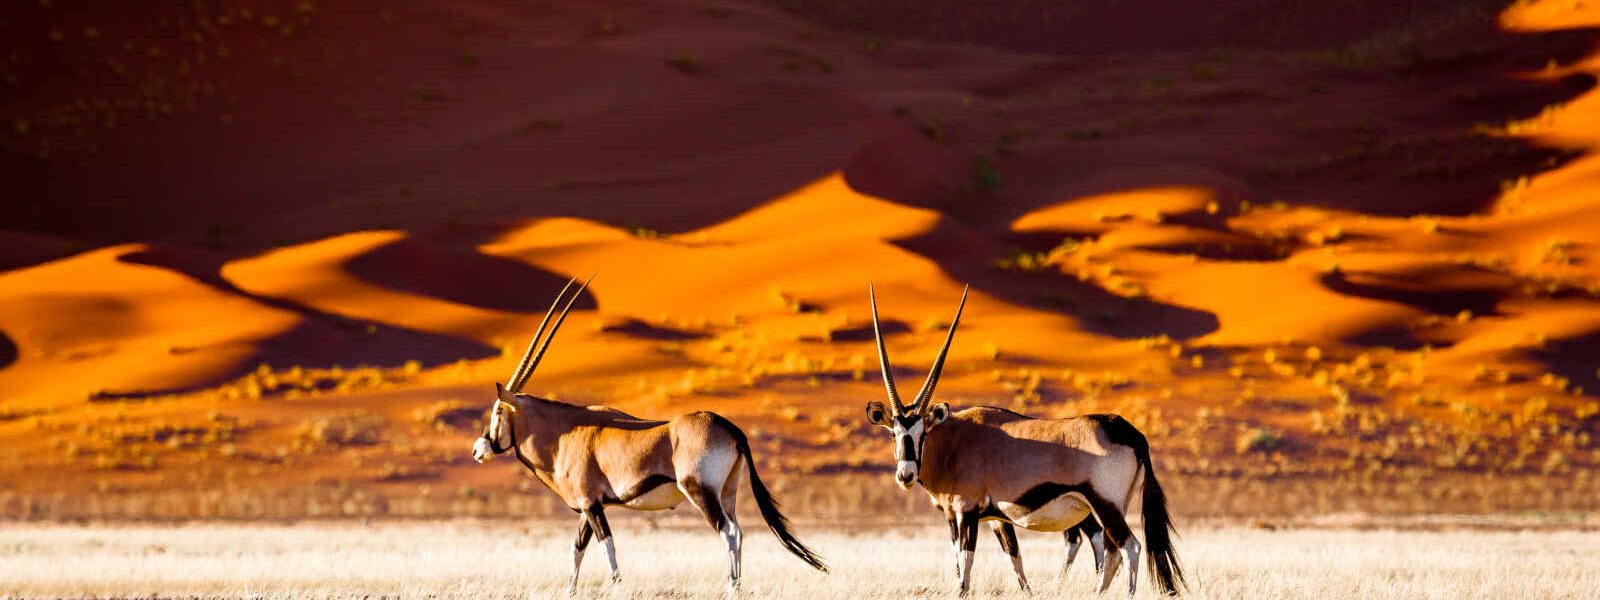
[0, 521, 1597, 599]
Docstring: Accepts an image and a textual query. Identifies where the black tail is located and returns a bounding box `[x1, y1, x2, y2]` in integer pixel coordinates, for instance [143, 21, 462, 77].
[709, 415, 829, 572]
[1094, 415, 1186, 596]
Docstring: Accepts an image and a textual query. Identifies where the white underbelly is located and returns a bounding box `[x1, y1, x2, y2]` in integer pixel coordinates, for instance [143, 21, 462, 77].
[623, 484, 686, 511]
[996, 493, 1092, 531]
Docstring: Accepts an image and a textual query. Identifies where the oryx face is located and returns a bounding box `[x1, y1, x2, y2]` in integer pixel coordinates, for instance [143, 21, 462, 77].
[864, 284, 960, 489]
[864, 283, 967, 490]
[468, 276, 590, 466]
[866, 401, 950, 489]
[472, 393, 519, 463]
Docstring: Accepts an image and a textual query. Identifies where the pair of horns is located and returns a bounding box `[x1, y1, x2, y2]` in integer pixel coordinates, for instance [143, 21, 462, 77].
[870, 284, 967, 416]
[505, 275, 594, 393]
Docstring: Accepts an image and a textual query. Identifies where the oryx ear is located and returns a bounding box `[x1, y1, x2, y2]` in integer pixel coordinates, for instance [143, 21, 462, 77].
[928, 402, 951, 426]
[494, 382, 520, 414]
[865, 401, 888, 426]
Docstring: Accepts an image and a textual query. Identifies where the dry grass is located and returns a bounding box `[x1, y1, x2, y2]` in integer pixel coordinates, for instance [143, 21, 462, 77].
[0, 521, 1596, 599]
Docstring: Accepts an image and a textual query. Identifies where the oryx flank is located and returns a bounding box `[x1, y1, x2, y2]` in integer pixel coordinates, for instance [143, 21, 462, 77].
[472, 278, 827, 593]
[862, 285, 1185, 597]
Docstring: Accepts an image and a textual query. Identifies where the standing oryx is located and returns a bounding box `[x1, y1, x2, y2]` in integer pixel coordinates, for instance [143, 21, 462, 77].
[862, 285, 1185, 597]
[471, 278, 827, 593]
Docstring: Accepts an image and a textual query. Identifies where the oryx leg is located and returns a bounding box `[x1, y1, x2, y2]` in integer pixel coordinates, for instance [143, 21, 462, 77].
[718, 457, 746, 589]
[945, 508, 962, 583]
[1081, 491, 1135, 596]
[955, 509, 980, 596]
[991, 520, 1030, 593]
[1064, 517, 1106, 574]
[1064, 527, 1082, 574]
[1089, 527, 1107, 574]
[565, 517, 594, 595]
[680, 474, 740, 590]
[582, 505, 620, 584]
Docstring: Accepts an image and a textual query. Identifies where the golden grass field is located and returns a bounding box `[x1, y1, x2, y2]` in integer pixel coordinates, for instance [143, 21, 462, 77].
[2, 520, 1597, 599]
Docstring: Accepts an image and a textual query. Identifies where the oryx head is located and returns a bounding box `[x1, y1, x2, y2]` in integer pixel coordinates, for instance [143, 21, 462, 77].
[862, 284, 966, 490]
[473, 276, 591, 464]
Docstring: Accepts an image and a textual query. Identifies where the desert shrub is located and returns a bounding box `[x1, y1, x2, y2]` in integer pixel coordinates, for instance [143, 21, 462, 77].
[970, 153, 1001, 192]
[1235, 427, 1282, 454]
[299, 412, 385, 449]
[413, 400, 481, 431]
[666, 53, 703, 74]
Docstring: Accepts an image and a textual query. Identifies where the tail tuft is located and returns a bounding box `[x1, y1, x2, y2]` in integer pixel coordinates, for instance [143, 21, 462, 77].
[710, 414, 829, 572]
[1140, 462, 1186, 596]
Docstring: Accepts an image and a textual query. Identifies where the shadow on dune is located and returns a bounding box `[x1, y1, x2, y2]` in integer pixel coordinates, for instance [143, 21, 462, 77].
[829, 319, 911, 342]
[342, 235, 596, 314]
[831, 0, 1597, 225]
[0, 329, 16, 371]
[598, 318, 706, 341]
[1529, 330, 1600, 396]
[1318, 267, 1508, 317]
[898, 220, 1220, 341]
[119, 245, 498, 371]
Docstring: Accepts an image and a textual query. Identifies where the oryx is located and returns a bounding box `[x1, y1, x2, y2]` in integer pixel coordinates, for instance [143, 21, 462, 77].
[862, 285, 1185, 597]
[472, 278, 827, 593]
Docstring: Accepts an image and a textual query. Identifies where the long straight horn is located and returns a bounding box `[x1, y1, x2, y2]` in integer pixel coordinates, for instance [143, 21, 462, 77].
[506, 277, 577, 392]
[910, 285, 968, 415]
[869, 284, 906, 415]
[510, 274, 594, 392]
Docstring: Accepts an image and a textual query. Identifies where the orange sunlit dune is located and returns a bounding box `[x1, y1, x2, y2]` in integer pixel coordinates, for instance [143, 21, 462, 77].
[1, 0, 1599, 522]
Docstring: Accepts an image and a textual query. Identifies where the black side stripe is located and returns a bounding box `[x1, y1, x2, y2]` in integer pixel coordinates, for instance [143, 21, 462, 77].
[608, 474, 677, 505]
[1012, 482, 1084, 512]
[1005, 482, 1129, 545]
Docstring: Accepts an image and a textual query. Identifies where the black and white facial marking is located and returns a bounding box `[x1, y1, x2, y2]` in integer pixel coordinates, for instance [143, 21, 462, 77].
[866, 401, 950, 490]
[471, 397, 516, 463]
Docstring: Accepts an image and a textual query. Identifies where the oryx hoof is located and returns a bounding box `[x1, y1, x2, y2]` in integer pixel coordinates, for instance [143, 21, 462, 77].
[608, 572, 622, 585]
[563, 583, 578, 597]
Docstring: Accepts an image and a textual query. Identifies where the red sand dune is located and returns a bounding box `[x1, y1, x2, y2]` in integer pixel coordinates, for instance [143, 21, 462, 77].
[2, 0, 1599, 517]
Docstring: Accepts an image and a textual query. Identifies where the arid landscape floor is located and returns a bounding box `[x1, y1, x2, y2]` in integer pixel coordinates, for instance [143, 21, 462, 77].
[1, 521, 1596, 599]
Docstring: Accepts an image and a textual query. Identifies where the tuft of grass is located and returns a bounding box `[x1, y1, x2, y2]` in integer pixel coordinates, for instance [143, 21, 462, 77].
[298, 412, 385, 449]
[969, 153, 1001, 193]
[1236, 427, 1282, 454]
[665, 53, 703, 74]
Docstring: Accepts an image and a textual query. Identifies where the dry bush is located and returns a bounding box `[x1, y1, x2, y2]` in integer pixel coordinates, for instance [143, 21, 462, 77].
[412, 400, 480, 431]
[298, 412, 386, 449]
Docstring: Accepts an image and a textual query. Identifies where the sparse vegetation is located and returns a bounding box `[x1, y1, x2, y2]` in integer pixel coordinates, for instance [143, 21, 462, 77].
[969, 153, 1002, 193]
[298, 412, 386, 449]
[666, 53, 704, 74]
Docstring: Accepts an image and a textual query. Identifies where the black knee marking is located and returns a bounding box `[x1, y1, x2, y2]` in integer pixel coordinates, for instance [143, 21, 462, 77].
[1079, 515, 1104, 536]
[574, 519, 594, 551]
[682, 476, 728, 533]
[957, 511, 981, 553]
[584, 505, 613, 541]
[993, 522, 1020, 557]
